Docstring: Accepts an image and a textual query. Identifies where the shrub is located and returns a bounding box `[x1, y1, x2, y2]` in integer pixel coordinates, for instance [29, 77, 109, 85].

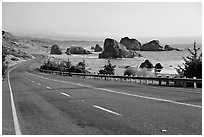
[98, 60, 116, 75]
[11, 57, 19, 61]
[2, 46, 8, 78]
[124, 67, 136, 76]
[40, 58, 89, 73]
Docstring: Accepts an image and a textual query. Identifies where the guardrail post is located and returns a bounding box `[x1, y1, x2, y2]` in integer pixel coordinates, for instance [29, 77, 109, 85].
[146, 76, 148, 84]
[139, 76, 141, 84]
[174, 81, 177, 87]
[158, 76, 162, 86]
[193, 77, 197, 88]
[183, 76, 187, 88]
[166, 76, 169, 86]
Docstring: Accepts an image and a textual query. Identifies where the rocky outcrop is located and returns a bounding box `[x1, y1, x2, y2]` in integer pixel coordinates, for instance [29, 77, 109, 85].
[94, 44, 103, 52]
[139, 59, 154, 69]
[141, 40, 164, 51]
[66, 46, 92, 54]
[164, 45, 182, 51]
[50, 45, 62, 55]
[99, 38, 142, 59]
[120, 37, 141, 51]
[155, 63, 163, 69]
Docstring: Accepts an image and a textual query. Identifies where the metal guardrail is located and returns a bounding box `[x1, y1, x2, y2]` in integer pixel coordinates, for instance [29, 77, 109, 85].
[37, 68, 202, 89]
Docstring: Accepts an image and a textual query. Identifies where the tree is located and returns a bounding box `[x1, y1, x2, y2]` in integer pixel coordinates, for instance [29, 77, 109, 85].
[98, 60, 116, 75]
[176, 41, 202, 79]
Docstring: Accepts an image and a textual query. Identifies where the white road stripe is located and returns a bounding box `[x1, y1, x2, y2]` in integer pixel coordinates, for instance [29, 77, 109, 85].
[93, 105, 121, 116]
[26, 72, 202, 108]
[32, 81, 35, 83]
[46, 86, 52, 89]
[60, 92, 71, 97]
[8, 65, 22, 135]
[38, 83, 41, 85]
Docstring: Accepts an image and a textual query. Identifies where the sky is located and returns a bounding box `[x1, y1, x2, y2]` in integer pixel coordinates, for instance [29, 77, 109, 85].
[2, 2, 202, 43]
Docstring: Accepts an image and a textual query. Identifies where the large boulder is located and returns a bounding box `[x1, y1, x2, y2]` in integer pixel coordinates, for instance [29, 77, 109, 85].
[141, 40, 164, 51]
[99, 38, 142, 59]
[50, 45, 62, 55]
[164, 45, 182, 51]
[139, 59, 154, 69]
[120, 37, 141, 51]
[66, 46, 92, 54]
[94, 44, 103, 52]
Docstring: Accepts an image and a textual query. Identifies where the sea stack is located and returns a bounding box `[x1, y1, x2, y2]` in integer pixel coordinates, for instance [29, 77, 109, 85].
[99, 38, 142, 59]
[66, 46, 92, 54]
[120, 37, 141, 51]
[94, 44, 103, 52]
[141, 40, 164, 51]
[164, 45, 182, 51]
[50, 44, 62, 55]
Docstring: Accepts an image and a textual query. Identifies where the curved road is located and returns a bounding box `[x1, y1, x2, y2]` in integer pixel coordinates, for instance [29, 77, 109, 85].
[2, 54, 202, 135]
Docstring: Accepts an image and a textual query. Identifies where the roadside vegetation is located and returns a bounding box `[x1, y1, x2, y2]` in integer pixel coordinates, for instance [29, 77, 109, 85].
[176, 42, 202, 87]
[124, 67, 154, 77]
[2, 46, 8, 79]
[176, 42, 202, 79]
[98, 60, 116, 75]
[40, 58, 89, 73]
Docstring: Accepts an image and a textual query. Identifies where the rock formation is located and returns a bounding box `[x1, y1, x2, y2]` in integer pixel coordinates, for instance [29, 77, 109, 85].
[66, 46, 92, 54]
[99, 38, 142, 59]
[155, 63, 163, 69]
[94, 44, 103, 52]
[120, 37, 141, 51]
[50, 44, 62, 55]
[141, 40, 164, 51]
[139, 59, 154, 69]
[164, 45, 182, 51]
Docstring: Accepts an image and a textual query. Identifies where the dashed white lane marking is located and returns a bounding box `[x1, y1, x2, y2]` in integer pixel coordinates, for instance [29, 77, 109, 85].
[26, 72, 202, 108]
[38, 83, 41, 86]
[60, 92, 71, 97]
[46, 86, 52, 89]
[8, 65, 22, 134]
[32, 81, 35, 83]
[93, 105, 121, 116]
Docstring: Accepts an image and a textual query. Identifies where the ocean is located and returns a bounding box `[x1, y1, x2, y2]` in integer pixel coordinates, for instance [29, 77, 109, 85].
[48, 40, 202, 76]
[50, 49, 201, 76]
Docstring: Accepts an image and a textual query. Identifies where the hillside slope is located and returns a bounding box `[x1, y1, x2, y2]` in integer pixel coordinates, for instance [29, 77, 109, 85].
[2, 31, 52, 67]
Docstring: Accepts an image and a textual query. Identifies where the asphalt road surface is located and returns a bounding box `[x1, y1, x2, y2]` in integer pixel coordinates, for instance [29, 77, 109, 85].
[2, 54, 202, 135]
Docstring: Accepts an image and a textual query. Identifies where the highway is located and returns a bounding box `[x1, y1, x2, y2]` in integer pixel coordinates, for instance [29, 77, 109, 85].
[2, 54, 202, 135]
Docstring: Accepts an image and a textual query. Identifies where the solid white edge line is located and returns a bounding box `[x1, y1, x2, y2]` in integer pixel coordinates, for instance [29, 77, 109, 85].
[60, 92, 71, 97]
[25, 72, 202, 109]
[8, 65, 22, 135]
[93, 105, 121, 116]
